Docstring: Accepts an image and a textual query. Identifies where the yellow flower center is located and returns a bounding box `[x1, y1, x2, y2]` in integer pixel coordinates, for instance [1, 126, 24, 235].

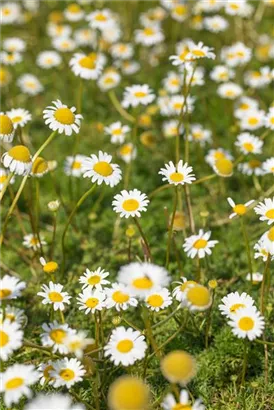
[170, 172, 184, 182]
[179, 50, 189, 61]
[193, 131, 202, 140]
[116, 339, 134, 353]
[113, 128, 122, 135]
[12, 116, 23, 123]
[5, 377, 24, 390]
[238, 317, 254, 331]
[72, 161, 81, 169]
[79, 56, 96, 69]
[0, 289, 11, 299]
[32, 157, 48, 175]
[265, 209, 274, 219]
[120, 145, 132, 155]
[0, 330, 9, 347]
[0, 114, 14, 135]
[50, 329, 66, 344]
[249, 159, 261, 169]
[93, 161, 113, 176]
[122, 199, 139, 212]
[134, 91, 147, 98]
[180, 280, 196, 292]
[267, 227, 274, 241]
[225, 90, 235, 97]
[30, 237, 39, 246]
[104, 77, 114, 84]
[248, 117, 259, 126]
[172, 404, 192, 410]
[173, 102, 183, 110]
[186, 286, 211, 307]
[243, 142, 254, 152]
[132, 277, 153, 289]
[193, 238, 208, 249]
[86, 297, 99, 308]
[0, 175, 7, 183]
[215, 158, 233, 176]
[8, 145, 31, 162]
[230, 3, 239, 9]
[69, 340, 82, 351]
[240, 103, 249, 110]
[6, 313, 15, 321]
[192, 49, 206, 57]
[48, 291, 63, 302]
[144, 27, 154, 36]
[2, 8, 11, 15]
[109, 377, 149, 410]
[112, 290, 130, 303]
[214, 151, 225, 160]
[270, 117, 274, 125]
[230, 303, 245, 313]
[88, 275, 101, 285]
[59, 368, 75, 381]
[43, 261, 58, 273]
[67, 3, 81, 13]
[0, 68, 9, 84]
[174, 5, 187, 16]
[161, 350, 195, 383]
[233, 204, 247, 215]
[147, 294, 164, 307]
[95, 13, 107, 21]
[54, 107, 75, 125]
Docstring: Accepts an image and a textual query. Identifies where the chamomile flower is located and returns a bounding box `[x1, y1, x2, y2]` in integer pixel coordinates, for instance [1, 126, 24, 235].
[0, 51, 22, 66]
[162, 120, 183, 139]
[145, 288, 172, 312]
[117, 262, 170, 298]
[262, 157, 274, 174]
[112, 189, 149, 218]
[105, 283, 138, 311]
[254, 239, 271, 262]
[205, 148, 233, 167]
[170, 3, 189, 22]
[0, 168, 15, 191]
[238, 159, 265, 176]
[0, 2, 21, 25]
[173, 277, 197, 302]
[6, 108, 31, 129]
[50, 358, 86, 388]
[0, 364, 39, 407]
[77, 288, 106, 314]
[204, 15, 228, 33]
[135, 26, 164, 46]
[64, 155, 86, 177]
[64, 331, 94, 359]
[104, 326, 147, 366]
[38, 281, 71, 311]
[163, 71, 182, 94]
[74, 28, 96, 47]
[120, 60, 140, 75]
[43, 99, 83, 136]
[64, 3, 84, 22]
[118, 143, 137, 163]
[240, 110, 265, 131]
[47, 23, 72, 38]
[188, 41, 216, 60]
[254, 198, 274, 225]
[225, 0, 253, 17]
[31, 156, 49, 178]
[0, 112, 15, 142]
[246, 272, 263, 284]
[98, 70, 121, 91]
[260, 227, 274, 255]
[217, 82, 243, 99]
[234, 97, 259, 119]
[213, 157, 234, 177]
[183, 284, 212, 311]
[86, 9, 114, 30]
[0, 305, 25, 324]
[169, 95, 195, 115]
[41, 321, 76, 354]
[219, 291, 255, 318]
[0, 67, 11, 87]
[161, 350, 196, 385]
[3, 37, 26, 53]
[227, 197, 254, 219]
[79, 267, 110, 290]
[0, 319, 23, 361]
[189, 124, 211, 145]
[52, 37, 76, 52]
[221, 42, 252, 67]
[23, 233, 46, 250]
[210, 65, 235, 83]
[70, 52, 104, 80]
[110, 43, 134, 60]
[264, 107, 274, 129]
[82, 151, 122, 187]
[17, 74, 43, 96]
[228, 307, 265, 341]
[36, 51, 62, 69]
[25, 393, 85, 410]
[108, 376, 150, 410]
[183, 229, 218, 259]
[122, 84, 155, 108]
[105, 121, 130, 144]
[162, 389, 205, 410]
[37, 361, 55, 385]
[0, 275, 25, 301]
[2, 145, 32, 176]
[184, 65, 205, 87]
[159, 160, 196, 186]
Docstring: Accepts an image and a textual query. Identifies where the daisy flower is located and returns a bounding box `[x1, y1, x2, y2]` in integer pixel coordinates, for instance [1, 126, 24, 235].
[163, 71, 182, 94]
[23, 233, 46, 250]
[0, 275, 25, 301]
[0, 319, 23, 361]
[41, 321, 76, 354]
[70, 52, 104, 80]
[31, 157, 49, 178]
[79, 267, 110, 290]
[254, 197, 274, 225]
[43, 100, 83, 136]
[108, 376, 150, 410]
[204, 15, 229, 33]
[117, 262, 170, 298]
[219, 291, 255, 318]
[38, 281, 71, 311]
[110, 43, 134, 60]
[264, 107, 274, 130]
[50, 358, 86, 388]
[162, 389, 205, 410]
[104, 326, 147, 366]
[235, 132, 263, 155]
[239, 110, 265, 131]
[135, 26, 164, 46]
[0, 67, 11, 87]
[171, 3, 188, 22]
[74, 28, 97, 47]
[118, 143, 137, 164]
[0, 51, 22, 66]
[17, 74, 43, 96]
[187, 41, 216, 60]
[262, 157, 274, 174]
[64, 155, 87, 177]
[254, 239, 271, 262]
[163, 120, 184, 139]
[98, 69, 121, 91]
[25, 393, 85, 410]
[210, 65, 235, 83]
[64, 331, 94, 359]
[6, 108, 31, 129]
[40, 257, 59, 274]
[205, 148, 233, 167]
[161, 350, 196, 385]
[0, 3, 21, 25]
[184, 65, 205, 87]
[234, 97, 259, 119]
[0, 168, 14, 191]
[86, 9, 114, 30]
[52, 37, 76, 53]
[173, 277, 197, 302]
[0, 364, 39, 407]
[169, 95, 195, 115]
[105, 283, 138, 312]
[217, 82, 243, 99]
[82, 151, 122, 187]
[122, 84, 155, 108]
[260, 227, 274, 255]
[246, 272, 263, 284]
[112, 189, 149, 218]
[159, 160, 196, 186]
[3, 37, 26, 53]
[189, 124, 211, 145]
[225, 0, 253, 17]
[105, 121, 130, 144]
[77, 288, 106, 314]
[213, 157, 234, 177]
[37, 360, 55, 385]
[183, 229, 218, 259]
[0, 305, 25, 324]
[36, 51, 62, 69]
[228, 307, 265, 341]
[238, 159, 265, 176]
[64, 3, 84, 22]
[227, 197, 254, 219]
[145, 288, 172, 312]
[0, 112, 15, 142]
[101, 22, 122, 43]
[120, 60, 140, 75]
[47, 23, 72, 39]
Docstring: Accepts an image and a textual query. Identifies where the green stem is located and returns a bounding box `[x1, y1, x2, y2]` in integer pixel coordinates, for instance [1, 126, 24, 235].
[108, 90, 135, 123]
[50, 212, 57, 260]
[133, 216, 152, 261]
[193, 174, 216, 185]
[165, 187, 178, 268]
[61, 183, 96, 274]
[184, 184, 195, 234]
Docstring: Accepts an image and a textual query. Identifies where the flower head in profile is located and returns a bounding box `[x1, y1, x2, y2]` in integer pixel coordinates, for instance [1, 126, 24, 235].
[108, 376, 150, 410]
[82, 151, 122, 187]
[112, 189, 149, 218]
[159, 160, 196, 186]
[227, 197, 254, 219]
[0, 112, 15, 142]
[161, 350, 196, 385]
[2, 145, 32, 175]
[43, 100, 83, 136]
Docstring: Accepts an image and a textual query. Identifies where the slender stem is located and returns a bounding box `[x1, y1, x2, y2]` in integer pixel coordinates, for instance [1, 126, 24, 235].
[193, 174, 216, 185]
[184, 185, 195, 234]
[165, 187, 178, 268]
[0, 172, 14, 201]
[122, 316, 142, 332]
[240, 217, 253, 281]
[142, 306, 161, 359]
[50, 212, 57, 260]
[108, 90, 135, 123]
[133, 216, 152, 261]
[149, 184, 171, 199]
[241, 339, 248, 386]
[61, 183, 96, 274]
[254, 339, 274, 347]
[205, 290, 215, 348]
[151, 305, 181, 330]
[59, 310, 65, 324]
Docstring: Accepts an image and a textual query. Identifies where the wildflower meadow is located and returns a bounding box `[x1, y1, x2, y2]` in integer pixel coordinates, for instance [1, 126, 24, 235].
[1, 1, 274, 409]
